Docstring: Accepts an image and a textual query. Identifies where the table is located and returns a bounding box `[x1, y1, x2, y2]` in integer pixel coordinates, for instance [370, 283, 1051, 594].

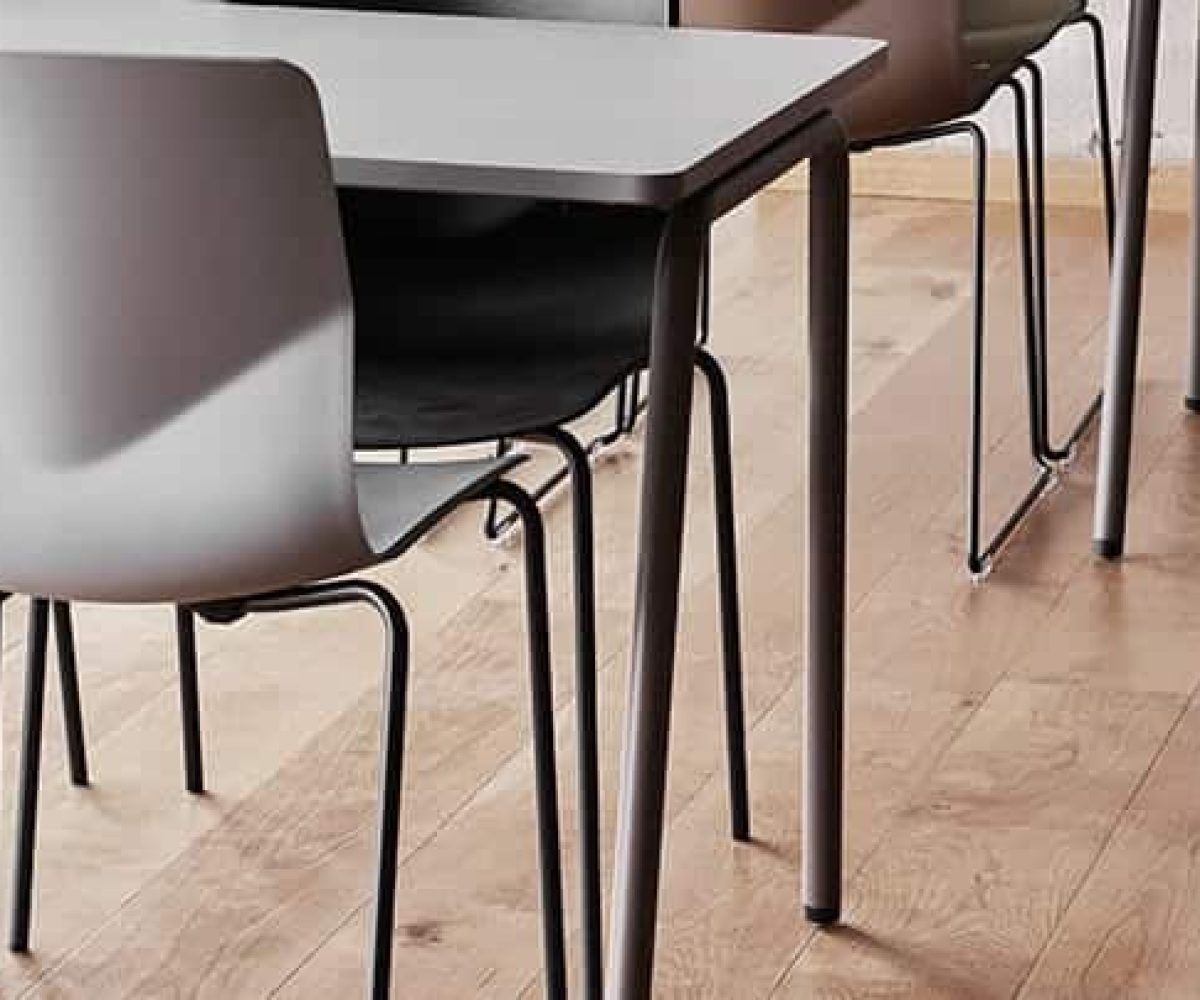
[0, 4, 885, 996]
[1092, 0, 1165, 557]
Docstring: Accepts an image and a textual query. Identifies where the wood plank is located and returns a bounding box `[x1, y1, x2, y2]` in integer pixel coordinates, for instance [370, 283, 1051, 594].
[1015, 703, 1200, 1000]
[769, 682, 1184, 1000]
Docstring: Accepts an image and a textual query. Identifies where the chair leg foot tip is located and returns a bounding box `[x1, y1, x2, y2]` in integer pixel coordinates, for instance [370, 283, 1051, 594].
[1093, 538, 1123, 561]
[805, 906, 840, 926]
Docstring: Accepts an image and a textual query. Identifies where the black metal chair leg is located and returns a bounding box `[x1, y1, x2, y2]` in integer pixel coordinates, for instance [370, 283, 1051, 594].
[959, 107, 1051, 576]
[1003, 77, 1055, 471]
[1079, 12, 1117, 254]
[482, 480, 567, 1000]
[221, 518, 565, 999]
[11, 597, 50, 953]
[853, 113, 1052, 575]
[694, 349, 750, 841]
[175, 607, 205, 794]
[970, 79, 1058, 571]
[198, 581, 411, 1000]
[1021, 59, 1055, 461]
[51, 601, 89, 787]
[365, 595, 409, 1000]
[600, 377, 632, 450]
[531, 428, 602, 1000]
[623, 372, 644, 434]
[1021, 15, 1115, 466]
[962, 121, 991, 576]
[483, 438, 516, 541]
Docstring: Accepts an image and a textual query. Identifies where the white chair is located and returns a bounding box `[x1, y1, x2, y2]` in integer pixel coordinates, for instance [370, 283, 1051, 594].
[0, 52, 566, 999]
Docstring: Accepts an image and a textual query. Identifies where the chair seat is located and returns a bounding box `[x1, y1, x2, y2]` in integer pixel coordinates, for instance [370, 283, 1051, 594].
[950, 0, 1085, 121]
[342, 193, 664, 449]
[355, 455, 524, 558]
[356, 346, 649, 449]
[963, 0, 1085, 69]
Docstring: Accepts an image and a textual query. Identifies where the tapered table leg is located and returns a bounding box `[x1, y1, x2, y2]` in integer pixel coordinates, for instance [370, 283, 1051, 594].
[1186, 17, 1200, 412]
[803, 125, 850, 925]
[605, 203, 705, 1000]
[1093, 0, 1164, 558]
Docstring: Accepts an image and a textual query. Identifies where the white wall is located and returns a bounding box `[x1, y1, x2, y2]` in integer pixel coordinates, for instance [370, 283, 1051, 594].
[978, 0, 1196, 162]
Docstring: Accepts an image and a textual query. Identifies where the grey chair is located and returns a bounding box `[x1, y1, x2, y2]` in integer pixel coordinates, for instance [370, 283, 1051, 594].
[687, 0, 1116, 576]
[0, 52, 567, 1000]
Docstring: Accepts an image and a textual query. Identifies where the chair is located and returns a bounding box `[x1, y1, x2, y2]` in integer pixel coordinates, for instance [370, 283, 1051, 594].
[0, 52, 567, 1000]
[685, 0, 1116, 575]
[219, 3, 753, 997]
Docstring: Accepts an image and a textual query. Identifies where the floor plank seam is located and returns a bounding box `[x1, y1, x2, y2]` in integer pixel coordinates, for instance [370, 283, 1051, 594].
[264, 902, 363, 1000]
[998, 410, 1198, 1000]
[1007, 695, 1195, 1000]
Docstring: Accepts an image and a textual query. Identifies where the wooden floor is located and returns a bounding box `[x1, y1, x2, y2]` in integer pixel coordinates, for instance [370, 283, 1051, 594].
[2, 185, 1199, 999]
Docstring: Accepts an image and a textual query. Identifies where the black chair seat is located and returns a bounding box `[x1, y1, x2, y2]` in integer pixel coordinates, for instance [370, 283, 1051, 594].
[341, 192, 665, 448]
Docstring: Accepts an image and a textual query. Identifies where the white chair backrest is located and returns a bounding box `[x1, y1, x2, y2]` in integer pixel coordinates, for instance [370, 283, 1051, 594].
[0, 54, 373, 603]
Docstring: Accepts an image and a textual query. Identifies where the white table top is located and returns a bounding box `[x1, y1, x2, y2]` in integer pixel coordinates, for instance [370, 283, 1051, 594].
[0, 1, 885, 204]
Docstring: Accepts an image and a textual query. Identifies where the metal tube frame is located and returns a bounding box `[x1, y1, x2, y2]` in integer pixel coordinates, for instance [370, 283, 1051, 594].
[10, 597, 49, 952]
[1019, 14, 1115, 464]
[479, 478, 569, 1000]
[488, 429, 752, 988]
[527, 425, 605, 1000]
[8, 481, 568, 1000]
[853, 79, 1056, 577]
[0, 593, 89, 790]
[483, 385, 635, 544]
[175, 606, 205, 794]
[492, 363, 752, 996]
[849, 15, 1115, 578]
[197, 579, 418, 1000]
[693, 347, 750, 842]
[51, 600, 89, 787]
[500, 368, 752, 996]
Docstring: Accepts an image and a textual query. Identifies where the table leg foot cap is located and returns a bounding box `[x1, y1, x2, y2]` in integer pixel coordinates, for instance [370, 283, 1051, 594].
[1186, 397, 1200, 414]
[1093, 538, 1123, 561]
[805, 906, 840, 926]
